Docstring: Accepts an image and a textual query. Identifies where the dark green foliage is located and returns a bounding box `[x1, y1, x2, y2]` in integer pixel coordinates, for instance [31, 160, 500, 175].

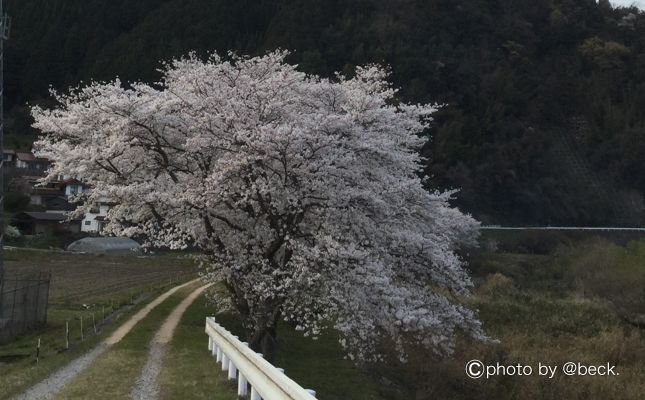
[3, 191, 29, 213]
[5, 0, 645, 225]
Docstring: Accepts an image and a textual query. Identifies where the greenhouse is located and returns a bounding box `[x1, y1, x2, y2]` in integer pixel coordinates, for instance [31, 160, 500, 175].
[66, 237, 142, 254]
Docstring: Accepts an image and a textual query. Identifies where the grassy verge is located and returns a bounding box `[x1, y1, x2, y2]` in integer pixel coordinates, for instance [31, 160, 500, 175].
[0, 282, 183, 399]
[205, 238, 645, 400]
[369, 239, 645, 399]
[51, 282, 201, 400]
[8, 237, 642, 399]
[158, 289, 238, 400]
[0, 247, 198, 397]
[272, 324, 383, 400]
[162, 290, 380, 400]
[212, 313, 383, 400]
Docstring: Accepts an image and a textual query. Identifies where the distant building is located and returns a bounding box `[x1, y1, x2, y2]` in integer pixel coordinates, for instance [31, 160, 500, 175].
[28, 185, 76, 211]
[15, 152, 50, 172]
[59, 178, 88, 197]
[4, 149, 51, 182]
[81, 199, 112, 233]
[57, 180, 111, 233]
[2, 148, 15, 166]
[7, 150, 114, 236]
[29, 186, 64, 205]
[12, 211, 81, 235]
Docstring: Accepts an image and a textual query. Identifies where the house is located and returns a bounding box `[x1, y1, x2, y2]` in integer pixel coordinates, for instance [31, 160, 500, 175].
[81, 199, 112, 233]
[15, 152, 50, 172]
[9, 155, 114, 235]
[2, 149, 15, 166]
[57, 180, 110, 233]
[29, 186, 75, 211]
[12, 212, 81, 235]
[59, 178, 88, 198]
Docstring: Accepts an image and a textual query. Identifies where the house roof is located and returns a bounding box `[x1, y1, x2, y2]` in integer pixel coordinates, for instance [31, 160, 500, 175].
[16, 152, 36, 161]
[15, 176, 46, 185]
[3, 149, 15, 154]
[59, 178, 86, 187]
[31, 187, 65, 196]
[15, 152, 49, 163]
[16, 212, 67, 221]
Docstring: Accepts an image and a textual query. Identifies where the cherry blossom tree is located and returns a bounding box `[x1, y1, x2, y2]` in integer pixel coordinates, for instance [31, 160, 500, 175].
[32, 51, 486, 361]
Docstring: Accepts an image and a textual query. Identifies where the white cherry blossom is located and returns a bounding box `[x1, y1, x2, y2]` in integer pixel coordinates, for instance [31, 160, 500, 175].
[32, 51, 486, 361]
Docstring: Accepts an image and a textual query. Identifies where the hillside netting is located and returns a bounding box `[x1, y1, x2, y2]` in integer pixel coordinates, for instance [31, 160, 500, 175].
[0, 272, 51, 343]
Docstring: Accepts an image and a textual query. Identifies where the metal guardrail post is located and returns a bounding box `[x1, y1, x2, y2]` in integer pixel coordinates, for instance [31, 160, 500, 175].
[238, 340, 250, 396]
[228, 360, 237, 380]
[238, 371, 249, 396]
[221, 353, 229, 371]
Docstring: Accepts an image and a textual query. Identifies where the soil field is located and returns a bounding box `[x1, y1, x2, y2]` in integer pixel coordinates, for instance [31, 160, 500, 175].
[3, 247, 198, 304]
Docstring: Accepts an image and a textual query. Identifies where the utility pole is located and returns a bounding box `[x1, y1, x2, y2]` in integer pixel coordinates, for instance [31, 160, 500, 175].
[0, 0, 10, 305]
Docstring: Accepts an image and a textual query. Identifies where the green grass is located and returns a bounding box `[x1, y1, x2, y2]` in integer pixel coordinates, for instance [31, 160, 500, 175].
[5, 238, 645, 399]
[0, 330, 101, 399]
[272, 324, 383, 400]
[161, 283, 381, 400]
[0, 248, 197, 399]
[51, 283, 201, 400]
[194, 239, 645, 400]
[0, 285, 172, 399]
[186, 237, 644, 400]
[376, 238, 645, 400]
[158, 291, 238, 400]
[211, 313, 383, 400]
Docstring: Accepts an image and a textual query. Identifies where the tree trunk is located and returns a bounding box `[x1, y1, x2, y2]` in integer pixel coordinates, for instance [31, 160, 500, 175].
[249, 324, 278, 362]
[226, 279, 281, 361]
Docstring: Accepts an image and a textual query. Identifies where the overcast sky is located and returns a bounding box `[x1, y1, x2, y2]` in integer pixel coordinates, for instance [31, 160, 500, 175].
[611, 0, 645, 9]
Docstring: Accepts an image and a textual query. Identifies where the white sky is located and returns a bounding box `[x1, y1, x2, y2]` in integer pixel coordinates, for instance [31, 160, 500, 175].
[611, 0, 645, 9]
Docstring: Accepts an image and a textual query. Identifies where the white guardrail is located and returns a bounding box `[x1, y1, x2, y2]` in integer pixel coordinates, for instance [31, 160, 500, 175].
[205, 317, 317, 400]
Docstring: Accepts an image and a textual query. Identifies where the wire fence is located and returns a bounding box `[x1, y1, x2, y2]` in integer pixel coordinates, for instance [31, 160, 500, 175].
[0, 272, 50, 343]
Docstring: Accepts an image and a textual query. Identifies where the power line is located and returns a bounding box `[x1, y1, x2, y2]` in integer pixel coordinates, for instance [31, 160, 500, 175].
[481, 226, 645, 232]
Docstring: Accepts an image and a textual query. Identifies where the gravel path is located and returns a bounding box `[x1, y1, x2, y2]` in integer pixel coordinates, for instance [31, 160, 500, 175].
[130, 283, 213, 400]
[13, 344, 108, 400]
[14, 279, 198, 400]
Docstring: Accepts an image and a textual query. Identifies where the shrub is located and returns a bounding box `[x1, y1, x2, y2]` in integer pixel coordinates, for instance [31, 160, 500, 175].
[562, 239, 645, 324]
[5, 225, 21, 239]
[4, 192, 30, 213]
[476, 273, 515, 297]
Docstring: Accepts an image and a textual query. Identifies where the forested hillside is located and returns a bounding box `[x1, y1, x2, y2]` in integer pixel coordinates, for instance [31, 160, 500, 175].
[5, 0, 645, 226]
